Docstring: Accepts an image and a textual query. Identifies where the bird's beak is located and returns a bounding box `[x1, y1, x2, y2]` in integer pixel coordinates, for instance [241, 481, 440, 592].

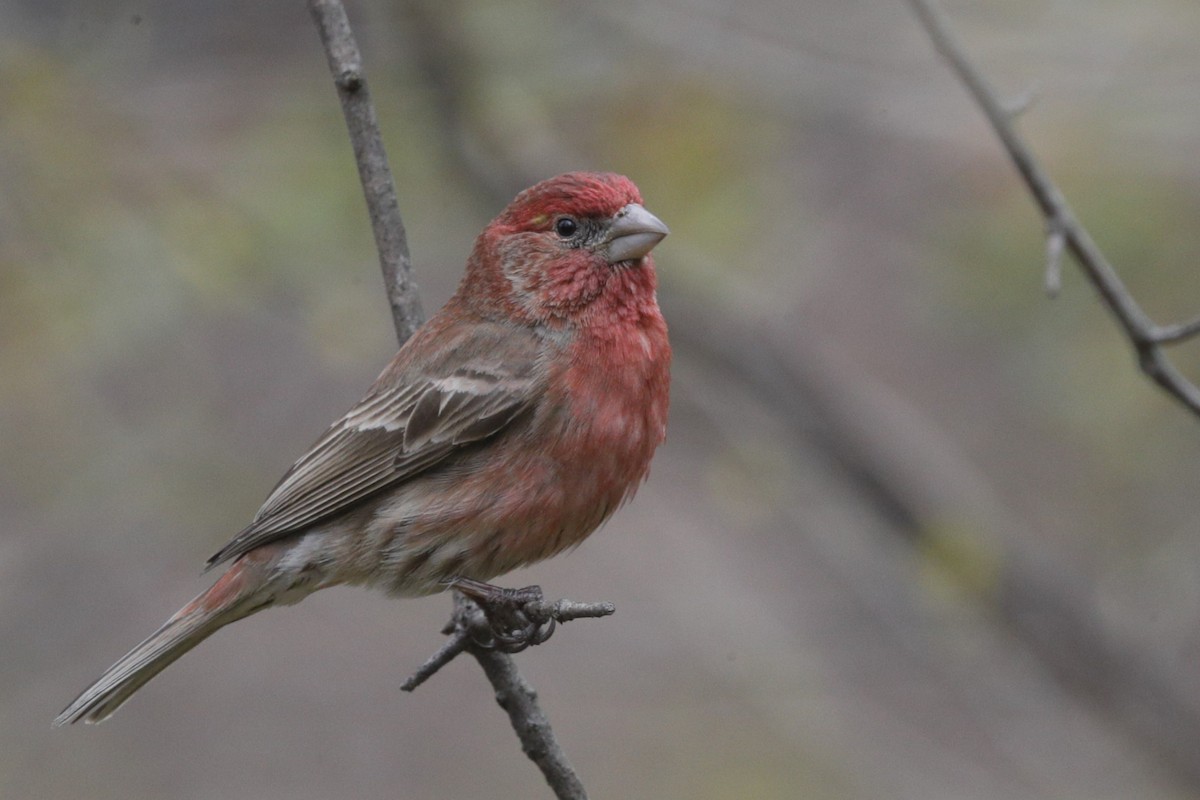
[605, 204, 670, 264]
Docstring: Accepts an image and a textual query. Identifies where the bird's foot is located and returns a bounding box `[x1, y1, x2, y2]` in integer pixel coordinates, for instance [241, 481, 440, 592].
[449, 577, 557, 653]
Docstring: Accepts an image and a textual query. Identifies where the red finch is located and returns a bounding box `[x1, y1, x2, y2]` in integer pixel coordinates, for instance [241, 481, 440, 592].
[56, 171, 670, 725]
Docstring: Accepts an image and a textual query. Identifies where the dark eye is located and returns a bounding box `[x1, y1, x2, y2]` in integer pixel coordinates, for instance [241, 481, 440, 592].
[554, 217, 578, 238]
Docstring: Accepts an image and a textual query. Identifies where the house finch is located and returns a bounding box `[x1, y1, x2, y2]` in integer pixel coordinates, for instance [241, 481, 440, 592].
[56, 171, 670, 725]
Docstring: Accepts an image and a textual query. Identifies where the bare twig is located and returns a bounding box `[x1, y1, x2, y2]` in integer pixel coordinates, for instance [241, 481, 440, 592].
[399, 628, 471, 692]
[1003, 80, 1040, 118]
[906, 0, 1200, 417]
[1044, 216, 1066, 298]
[308, 0, 424, 342]
[527, 598, 617, 623]
[897, 0, 1200, 787]
[471, 646, 591, 800]
[308, 3, 604, 797]
[1152, 314, 1200, 346]
[399, 594, 603, 798]
[401, 595, 614, 691]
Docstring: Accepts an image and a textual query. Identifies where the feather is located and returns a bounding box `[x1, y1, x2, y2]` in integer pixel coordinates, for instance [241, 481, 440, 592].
[205, 321, 545, 568]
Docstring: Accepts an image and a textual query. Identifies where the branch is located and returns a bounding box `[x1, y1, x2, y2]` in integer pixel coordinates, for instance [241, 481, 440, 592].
[308, 4, 603, 797]
[470, 645, 590, 800]
[400, 595, 612, 800]
[308, 0, 424, 342]
[672, 300, 1200, 792]
[401, 593, 615, 692]
[906, 0, 1200, 418]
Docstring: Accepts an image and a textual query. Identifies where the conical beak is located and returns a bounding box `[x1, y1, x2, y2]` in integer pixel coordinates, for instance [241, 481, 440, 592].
[605, 203, 670, 264]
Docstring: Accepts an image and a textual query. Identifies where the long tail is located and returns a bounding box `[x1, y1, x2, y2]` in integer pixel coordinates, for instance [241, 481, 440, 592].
[55, 554, 272, 726]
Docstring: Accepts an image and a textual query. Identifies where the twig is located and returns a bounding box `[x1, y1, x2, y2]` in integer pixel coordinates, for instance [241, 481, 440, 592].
[527, 598, 617, 623]
[1151, 314, 1200, 346]
[307, 3, 600, 797]
[1003, 80, 1041, 118]
[902, 0, 1200, 787]
[906, 0, 1200, 418]
[398, 628, 471, 692]
[308, 0, 424, 342]
[471, 646, 590, 800]
[400, 595, 615, 691]
[398, 594, 607, 798]
[1043, 216, 1065, 298]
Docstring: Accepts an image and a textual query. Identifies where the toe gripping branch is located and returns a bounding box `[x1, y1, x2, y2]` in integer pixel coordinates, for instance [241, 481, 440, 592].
[400, 578, 616, 692]
[451, 577, 560, 651]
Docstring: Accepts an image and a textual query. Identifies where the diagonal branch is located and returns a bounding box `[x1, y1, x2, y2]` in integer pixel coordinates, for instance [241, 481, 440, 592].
[905, 0, 1200, 418]
[307, 2, 599, 798]
[400, 593, 612, 799]
[672, 296, 1200, 793]
[471, 645, 590, 800]
[308, 0, 424, 342]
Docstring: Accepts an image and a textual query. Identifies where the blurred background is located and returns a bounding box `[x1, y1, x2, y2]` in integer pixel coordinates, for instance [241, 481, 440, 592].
[6, 0, 1200, 798]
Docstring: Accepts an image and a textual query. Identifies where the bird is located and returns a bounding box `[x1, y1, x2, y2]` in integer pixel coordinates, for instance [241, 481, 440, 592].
[55, 171, 671, 726]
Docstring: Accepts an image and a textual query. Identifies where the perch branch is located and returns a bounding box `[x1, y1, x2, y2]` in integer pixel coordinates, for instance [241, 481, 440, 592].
[397, 592, 609, 799]
[401, 595, 615, 692]
[906, 0, 1200, 417]
[308, 3, 606, 797]
[471, 645, 591, 800]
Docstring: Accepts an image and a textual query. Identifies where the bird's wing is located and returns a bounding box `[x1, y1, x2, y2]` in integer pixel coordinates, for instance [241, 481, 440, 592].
[205, 322, 545, 569]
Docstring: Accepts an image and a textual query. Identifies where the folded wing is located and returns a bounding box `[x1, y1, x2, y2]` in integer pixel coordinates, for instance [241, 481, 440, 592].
[206, 323, 544, 568]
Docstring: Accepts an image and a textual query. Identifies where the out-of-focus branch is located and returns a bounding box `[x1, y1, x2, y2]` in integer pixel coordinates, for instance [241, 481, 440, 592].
[905, 0, 1200, 417]
[307, 4, 598, 798]
[308, 0, 424, 342]
[672, 302, 1200, 793]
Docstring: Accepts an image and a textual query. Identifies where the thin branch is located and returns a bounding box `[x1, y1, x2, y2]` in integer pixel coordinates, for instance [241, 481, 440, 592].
[1043, 216, 1065, 298]
[307, 4, 599, 797]
[527, 598, 617, 623]
[401, 595, 614, 692]
[1151, 314, 1200, 346]
[399, 594, 603, 798]
[906, 0, 1200, 417]
[471, 646, 591, 800]
[1002, 80, 1041, 118]
[308, 0, 424, 342]
[399, 628, 471, 692]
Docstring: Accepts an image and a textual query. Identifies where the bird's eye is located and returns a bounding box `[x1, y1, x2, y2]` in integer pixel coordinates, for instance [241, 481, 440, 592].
[554, 217, 578, 238]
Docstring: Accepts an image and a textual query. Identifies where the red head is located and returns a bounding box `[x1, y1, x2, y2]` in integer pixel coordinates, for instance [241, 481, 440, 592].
[458, 172, 669, 325]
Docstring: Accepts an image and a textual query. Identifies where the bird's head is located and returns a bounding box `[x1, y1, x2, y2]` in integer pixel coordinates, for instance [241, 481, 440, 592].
[461, 172, 669, 325]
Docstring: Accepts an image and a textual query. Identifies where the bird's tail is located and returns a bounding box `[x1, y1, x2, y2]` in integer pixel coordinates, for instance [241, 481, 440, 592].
[55, 554, 272, 726]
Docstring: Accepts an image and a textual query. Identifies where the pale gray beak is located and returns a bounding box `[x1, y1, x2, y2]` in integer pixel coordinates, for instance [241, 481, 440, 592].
[605, 203, 670, 264]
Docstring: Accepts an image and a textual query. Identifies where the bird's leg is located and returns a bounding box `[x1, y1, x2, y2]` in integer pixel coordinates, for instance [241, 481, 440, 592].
[449, 577, 557, 653]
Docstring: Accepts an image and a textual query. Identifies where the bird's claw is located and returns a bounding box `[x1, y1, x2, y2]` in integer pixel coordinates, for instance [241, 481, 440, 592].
[450, 577, 558, 653]
[474, 616, 556, 654]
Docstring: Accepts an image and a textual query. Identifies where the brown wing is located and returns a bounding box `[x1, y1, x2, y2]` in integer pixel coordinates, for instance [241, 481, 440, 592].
[205, 323, 544, 569]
